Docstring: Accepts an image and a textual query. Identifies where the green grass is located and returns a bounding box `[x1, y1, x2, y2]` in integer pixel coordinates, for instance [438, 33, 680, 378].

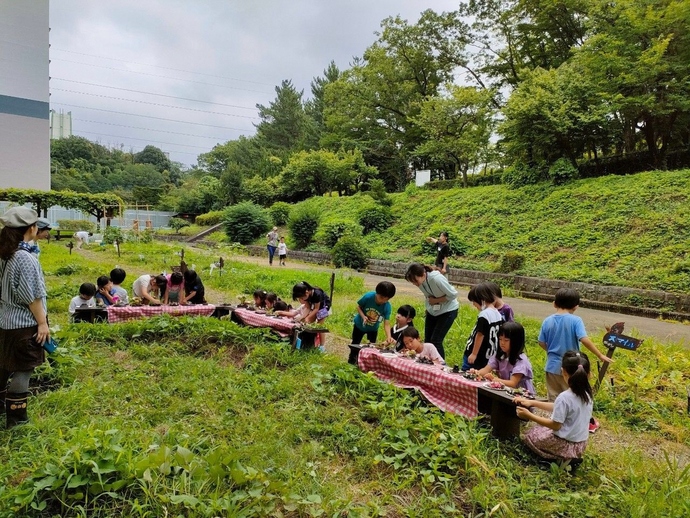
[1, 241, 689, 516]
[283, 170, 690, 293]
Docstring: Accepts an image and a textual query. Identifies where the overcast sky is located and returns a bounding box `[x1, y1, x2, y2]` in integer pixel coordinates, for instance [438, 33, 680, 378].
[49, 1, 460, 167]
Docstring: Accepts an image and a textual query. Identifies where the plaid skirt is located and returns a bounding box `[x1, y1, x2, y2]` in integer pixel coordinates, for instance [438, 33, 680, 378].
[0, 326, 45, 372]
[524, 425, 588, 460]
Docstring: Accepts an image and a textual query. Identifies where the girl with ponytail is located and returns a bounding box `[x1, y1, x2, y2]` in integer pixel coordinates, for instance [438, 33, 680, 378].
[513, 351, 593, 467]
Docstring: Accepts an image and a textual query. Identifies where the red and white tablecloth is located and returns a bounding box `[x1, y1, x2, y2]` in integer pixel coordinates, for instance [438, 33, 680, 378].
[107, 304, 216, 323]
[358, 348, 479, 418]
[232, 308, 298, 337]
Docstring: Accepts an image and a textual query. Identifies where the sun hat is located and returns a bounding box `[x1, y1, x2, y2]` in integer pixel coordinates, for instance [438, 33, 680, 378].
[0, 207, 39, 228]
[37, 218, 53, 230]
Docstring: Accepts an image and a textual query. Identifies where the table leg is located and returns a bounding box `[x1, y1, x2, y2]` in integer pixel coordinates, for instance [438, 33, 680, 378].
[490, 403, 522, 439]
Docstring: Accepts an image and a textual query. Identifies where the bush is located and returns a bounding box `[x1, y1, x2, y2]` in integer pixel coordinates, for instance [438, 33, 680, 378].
[288, 205, 320, 249]
[56, 219, 96, 232]
[332, 236, 369, 270]
[195, 210, 226, 226]
[497, 251, 525, 273]
[316, 219, 362, 248]
[268, 202, 291, 226]
[502, 162, 546, 187]
[548, 158, 579, 185]
[358, 206, 393, 234]
[102, 226, 125, 244]
[223, 202, 271, 245]
[364, 178, 393, 207]
[169, 217, 191, 234]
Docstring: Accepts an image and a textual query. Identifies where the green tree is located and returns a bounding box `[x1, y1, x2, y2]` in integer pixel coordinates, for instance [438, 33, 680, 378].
[134, 145, 172, 173]
[413, 85, 495, 187]
[255, 80, 310, 156]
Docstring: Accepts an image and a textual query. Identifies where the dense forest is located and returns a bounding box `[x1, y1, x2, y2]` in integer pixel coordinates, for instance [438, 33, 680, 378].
[51, 0, 690, 215]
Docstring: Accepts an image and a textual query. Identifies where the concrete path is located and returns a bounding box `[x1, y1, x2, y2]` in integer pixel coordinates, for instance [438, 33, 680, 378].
[225, 252, 690, 346]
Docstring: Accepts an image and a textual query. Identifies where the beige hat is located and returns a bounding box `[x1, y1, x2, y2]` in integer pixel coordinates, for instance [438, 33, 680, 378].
[273, 226, 278, 231]
[0, 207, 38, 228]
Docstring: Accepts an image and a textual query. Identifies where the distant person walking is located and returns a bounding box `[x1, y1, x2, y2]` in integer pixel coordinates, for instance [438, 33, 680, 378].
[73, 230, 90, 249]
[0, 207, 50, 428]
[426, 231, 450, 275]
[266, 227, 279, 266]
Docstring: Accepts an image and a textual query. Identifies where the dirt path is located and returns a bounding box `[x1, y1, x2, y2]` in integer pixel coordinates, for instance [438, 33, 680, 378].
[219, 252, 690, 346]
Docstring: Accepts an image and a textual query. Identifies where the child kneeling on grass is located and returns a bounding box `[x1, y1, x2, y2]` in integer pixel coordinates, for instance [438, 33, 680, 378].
[514, 351, 593, 471]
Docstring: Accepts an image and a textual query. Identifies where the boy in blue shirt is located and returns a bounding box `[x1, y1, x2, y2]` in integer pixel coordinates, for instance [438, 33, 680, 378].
[539, 288, 612, 432]
[348, 281, 397, 364]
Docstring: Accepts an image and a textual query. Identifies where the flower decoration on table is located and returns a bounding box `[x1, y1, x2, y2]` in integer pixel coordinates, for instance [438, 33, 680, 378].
[415, 356, 434, 365]
[129, 297, 143, 307]
[462, 371, 485, 381]
[237, 294, 248, 306]
[505, 387, 534, 399]
[483, 381, 505, 390]
[404, 349, 416, 358]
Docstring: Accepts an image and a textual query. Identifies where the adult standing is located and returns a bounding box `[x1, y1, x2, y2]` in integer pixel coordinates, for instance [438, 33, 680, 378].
[426, 231, 450, 275]
[0, 207, 50, 427]
[266, 226, 279, 266]
[404, 263, 459, 360]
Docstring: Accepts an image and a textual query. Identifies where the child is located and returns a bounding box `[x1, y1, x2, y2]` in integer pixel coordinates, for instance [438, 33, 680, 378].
[265, 292, 288, 311]
[486, 281, 513, 322]
[273, 300, 290, 312]
[348, 281, 397, 364]
[110, 267, 129, 304]
[426, 231, 450, 274]
[163, 272, 184, 305]
[471, 321, 535, 394]
[95, 275, 117, 306]
[278, 237, 288, 266]
[253, 289, 268, 309]
[514, 351, 593, 469]
[401, 327, 444, 364]
[392, 304, 416, 352]
[275, 303, 305, 320]
[539, 288, 611, 402]
[462, 283, 503, 371]
[132, 274, 167, 305]
[183, 270, 206, 304]
[68, 282, 97, 315]
[292, 281, 331, 349]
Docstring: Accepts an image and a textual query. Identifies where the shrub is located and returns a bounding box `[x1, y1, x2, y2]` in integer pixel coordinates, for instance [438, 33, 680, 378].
[223, 202, 271, 245]
[195, 210, 226, 226]
[364, 178, 393, 207]
[56, 219, 96, 232]
[332, 236, 369, 270]
[288, 205, 320, 249]
[269, 202, 291, 226]
[316, 219, 362, 248]
[102, 226, 124, 244]
[358, 206, 393, 234]
[548, 158, 579, 184]
[497, 251, 525, 273]
[503, 162, 546, 187]
[169, 217, 191, 234]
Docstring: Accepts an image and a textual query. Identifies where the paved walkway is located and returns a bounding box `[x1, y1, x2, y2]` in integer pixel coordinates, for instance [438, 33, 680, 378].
[226, 253, 690, 346]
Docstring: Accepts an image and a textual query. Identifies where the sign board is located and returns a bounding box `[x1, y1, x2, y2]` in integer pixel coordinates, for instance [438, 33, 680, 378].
[603, 332, 642, 351]
[415, 169, 431, 187]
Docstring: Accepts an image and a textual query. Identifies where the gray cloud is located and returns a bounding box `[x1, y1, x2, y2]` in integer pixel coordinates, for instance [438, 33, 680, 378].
[49, 0, 459, 165]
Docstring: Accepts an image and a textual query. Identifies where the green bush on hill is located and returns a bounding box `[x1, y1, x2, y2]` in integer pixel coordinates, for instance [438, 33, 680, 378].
[223, 202, 270, 244]
[195, 210, 226, 226]
[268, 202, 292, 226]
[316, 219, 362, 248]
[332, 236, 369, 270]
[288, 203, 321, 248]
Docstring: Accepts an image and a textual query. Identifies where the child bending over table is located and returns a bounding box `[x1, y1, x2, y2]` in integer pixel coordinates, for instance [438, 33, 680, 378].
[348, 281, 397, 364]
[470, 321, 535, 394]
[401, 327, 444, 364]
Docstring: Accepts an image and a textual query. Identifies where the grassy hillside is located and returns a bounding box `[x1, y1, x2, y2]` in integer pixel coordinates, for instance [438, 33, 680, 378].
[291, 170, 690, 293]
[1, 241, 689, 516]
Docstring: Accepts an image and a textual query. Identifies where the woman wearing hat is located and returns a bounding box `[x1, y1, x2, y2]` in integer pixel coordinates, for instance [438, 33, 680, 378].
[0, 207, 50, 427]
[266, 226, 279, 266]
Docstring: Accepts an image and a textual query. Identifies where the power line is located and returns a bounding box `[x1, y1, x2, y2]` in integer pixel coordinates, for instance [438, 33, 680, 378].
[51, 58, 274, 94]
[51, 47, 275, 87]
[75, 130, 211, 150]
[51, 88, 260, 119]
[50, 102, 254, 132]
[51, 78, 258, 111]
[72, 119, 229, 141]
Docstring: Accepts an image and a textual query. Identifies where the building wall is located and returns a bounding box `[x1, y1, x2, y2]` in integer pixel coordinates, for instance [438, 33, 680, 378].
[0, 0, 50, 190]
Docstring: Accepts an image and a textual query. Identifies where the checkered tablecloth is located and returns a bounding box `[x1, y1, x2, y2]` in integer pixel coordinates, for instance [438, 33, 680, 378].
[107, 304, 216, 323]
[232, 309, 298, 337]
[358, 348, 479, 418]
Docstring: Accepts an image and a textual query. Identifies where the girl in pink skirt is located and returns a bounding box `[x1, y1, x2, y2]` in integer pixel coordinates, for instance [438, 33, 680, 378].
[514, 351, 593, 464]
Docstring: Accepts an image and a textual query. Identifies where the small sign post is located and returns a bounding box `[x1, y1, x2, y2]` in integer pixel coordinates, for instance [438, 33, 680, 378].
[218, 257, 224, 276]
[67, 241, 73, 255]
[115, 239, 120, 258]
[595, 322, 643, 392]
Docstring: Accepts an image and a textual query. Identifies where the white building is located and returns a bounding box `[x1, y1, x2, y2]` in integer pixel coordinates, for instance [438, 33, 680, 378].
[50, 109, 73, 140]
[0, 0, 50, 191]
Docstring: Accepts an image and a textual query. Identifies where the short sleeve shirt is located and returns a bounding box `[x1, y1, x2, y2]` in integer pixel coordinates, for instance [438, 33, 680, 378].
[552, 389, 593, 442]
[488, 353, 535, 394]
[435, 243, 450, 267]
[307, 288, 330, 310]
[464, 307, 503, 369]
[112, 285, 129, 304]
[353, 291, 392, 332]
[420, 342, 443, 363]
[132, 275, 152, 298]
[0, 250, 47, 329]
[267, 231, 279, 247]
[539, 313, 588, 374]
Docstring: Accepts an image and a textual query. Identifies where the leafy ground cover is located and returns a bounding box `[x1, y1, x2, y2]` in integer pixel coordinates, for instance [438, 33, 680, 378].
[1, 241, 689, 516]
[272, 170, 690, 293]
